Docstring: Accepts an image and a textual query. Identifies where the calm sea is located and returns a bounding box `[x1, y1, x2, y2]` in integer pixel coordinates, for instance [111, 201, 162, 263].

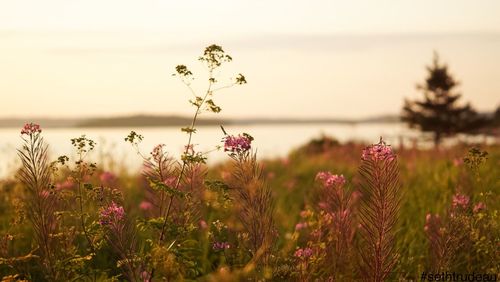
[0, 122, 446, 178]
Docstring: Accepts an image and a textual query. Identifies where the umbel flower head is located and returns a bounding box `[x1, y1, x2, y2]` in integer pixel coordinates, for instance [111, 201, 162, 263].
[21, 123, 42, 135]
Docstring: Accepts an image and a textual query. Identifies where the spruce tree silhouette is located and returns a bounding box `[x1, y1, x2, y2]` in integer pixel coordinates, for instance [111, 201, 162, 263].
[402, 52, 485, 147]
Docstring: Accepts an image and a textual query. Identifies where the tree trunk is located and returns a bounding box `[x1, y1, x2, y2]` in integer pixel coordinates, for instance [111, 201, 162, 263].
[433, 132, 441, 149]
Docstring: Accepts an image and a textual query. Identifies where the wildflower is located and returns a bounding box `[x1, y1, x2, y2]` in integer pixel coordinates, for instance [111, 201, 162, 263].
[99, 202, 125, 226]
[139, 201, 153, 211]
[20, 123, 42, 135]
[199, 220, 208, 230]
[299, 210, 310, 218]
[39, 190, 50, 198]
[220, 171, 231, 181]
[212, 241, 230, 250]
[55, 177, 74, 190]
[452, 193, 470, 209]
[318, 202, 328, 210]
[361, 139, 395, 162]
[222, 133, 253, 153]
[473, 202, 486, 213]
[295, 222, 308, 231]
[315, 171, 346, 188]
[453, 157, 463, 167]
[140, 271, 151, 282]
[99, 171, 116, 184]
[294, 247, 313, 259]
[267, 171, 276, 179]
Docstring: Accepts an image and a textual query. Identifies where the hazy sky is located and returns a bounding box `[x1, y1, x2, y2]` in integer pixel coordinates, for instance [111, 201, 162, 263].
[1, 0, 499, 119]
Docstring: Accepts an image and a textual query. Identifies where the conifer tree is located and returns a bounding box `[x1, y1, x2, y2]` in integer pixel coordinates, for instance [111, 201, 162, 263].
[402, 52, 485, 147]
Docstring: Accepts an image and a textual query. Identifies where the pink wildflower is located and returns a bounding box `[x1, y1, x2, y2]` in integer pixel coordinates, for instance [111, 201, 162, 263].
[299, 210, 309, 218]
[267, 171, 276, 179]
[318, 202, 328, 210]
[99, 171, 116, 184]
[361, 140, 395, 162]
[453, 158, 463, 167]
[220, 171, 231, 181]
[315, 171, 346, 188]
[20, 123, 42, 135]
[223, 133, 252, 153]
[140, 271, 151, 282]
[294, 247, 313, 258]
[99, 202, 125, 226]
[55, 178, 74, 190]
[199, 220, 208, 230]
[452, 193, 470, 209]
[295, 222, 308, 231]
[39, 190, 50, 198]
[473, 202, 486, 213]
[139, 201, 153, 211]
[212, 241, 230, 250]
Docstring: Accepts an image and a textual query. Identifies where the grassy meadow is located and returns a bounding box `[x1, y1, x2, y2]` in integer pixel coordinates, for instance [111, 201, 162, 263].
[0, 45, 498, 281]
[0, 131, 498, 281]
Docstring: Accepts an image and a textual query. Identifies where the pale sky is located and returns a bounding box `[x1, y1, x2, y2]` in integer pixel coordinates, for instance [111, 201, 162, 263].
[1, 0, 499, 119]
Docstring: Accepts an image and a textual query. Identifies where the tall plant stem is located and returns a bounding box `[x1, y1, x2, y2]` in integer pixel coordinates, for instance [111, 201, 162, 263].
[149, 69, 214, 281]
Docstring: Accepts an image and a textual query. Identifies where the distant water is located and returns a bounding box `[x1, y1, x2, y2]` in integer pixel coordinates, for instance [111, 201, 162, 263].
[0, 122, 475, 178]
[0, 122, 417, 178]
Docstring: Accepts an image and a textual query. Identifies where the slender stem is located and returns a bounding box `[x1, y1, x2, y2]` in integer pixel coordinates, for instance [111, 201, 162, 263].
[149, 68, 215, 281]
[158, 68, 214, 243]
[76, 152, 97, 255]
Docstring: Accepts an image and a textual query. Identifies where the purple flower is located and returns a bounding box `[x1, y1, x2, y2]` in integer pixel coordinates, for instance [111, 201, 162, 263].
[140, 270, 151, 282]
[212, 241, 230, 250]
[452, 193, 470, 209]
[199, 220, 208, 230]
[55, 177, 74, 190]
[294, 247, 313, 258]
[139, 201, 153, 211]
[99, 201, 125, 226]
[99, 171, 116, 184]
[223, 133, 253, 154]
[20, 123, 42, 135]
[316, 171, 346, 188]
[362, 140, 395, 162]
[473, 202, 486, 213]
[295, 222, 308, 231]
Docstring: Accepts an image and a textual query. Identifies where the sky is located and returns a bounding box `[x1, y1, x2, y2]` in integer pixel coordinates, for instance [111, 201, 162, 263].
[1, 0, 499, 119]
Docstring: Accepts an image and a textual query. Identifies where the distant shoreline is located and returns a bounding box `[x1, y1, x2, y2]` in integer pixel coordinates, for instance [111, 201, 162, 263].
[0, 114, 401, 128]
